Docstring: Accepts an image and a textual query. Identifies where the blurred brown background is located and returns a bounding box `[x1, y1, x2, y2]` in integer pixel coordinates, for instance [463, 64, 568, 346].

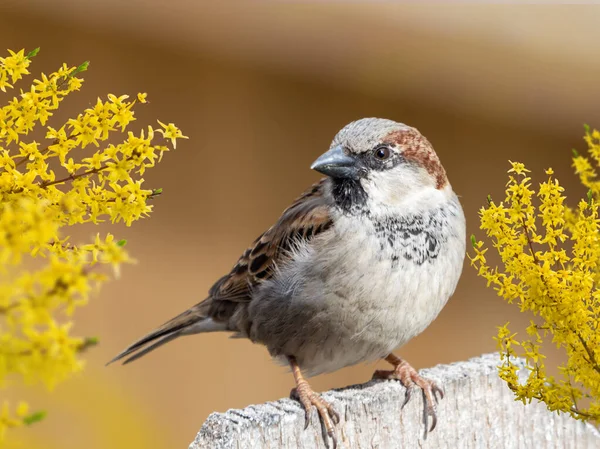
[1, 3, 599, 448]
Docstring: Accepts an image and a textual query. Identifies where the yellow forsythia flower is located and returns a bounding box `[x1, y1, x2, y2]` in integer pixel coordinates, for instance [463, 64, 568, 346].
[470, 127, 600, 423]
[0, 48, 185, 442]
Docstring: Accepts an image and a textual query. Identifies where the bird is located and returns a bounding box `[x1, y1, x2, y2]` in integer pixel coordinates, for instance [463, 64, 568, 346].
[109, 117, 466, 447]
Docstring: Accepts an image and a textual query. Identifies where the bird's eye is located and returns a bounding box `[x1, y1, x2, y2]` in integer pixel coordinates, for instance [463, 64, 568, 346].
[373, 146, 391, 160]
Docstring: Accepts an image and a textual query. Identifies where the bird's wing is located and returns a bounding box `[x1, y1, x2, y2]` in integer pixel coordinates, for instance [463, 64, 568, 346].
[108, 179, 334, 365]
[209, 178, 333, 305]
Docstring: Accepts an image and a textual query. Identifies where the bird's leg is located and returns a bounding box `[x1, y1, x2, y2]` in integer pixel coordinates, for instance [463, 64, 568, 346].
[372, 353, 444, 431]
[288, 356, 340, 448]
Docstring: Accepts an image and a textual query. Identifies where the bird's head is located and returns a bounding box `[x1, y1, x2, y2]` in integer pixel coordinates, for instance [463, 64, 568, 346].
[311, 118, 449, 213]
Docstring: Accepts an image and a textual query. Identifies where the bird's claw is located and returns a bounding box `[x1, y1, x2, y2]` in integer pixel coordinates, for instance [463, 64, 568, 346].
[290, 388, 311, 429]
[291, 383, 339, 448]
[422, 381, 444, 431]
[372, 360, 444, 432]
[402, 386, 413, 409]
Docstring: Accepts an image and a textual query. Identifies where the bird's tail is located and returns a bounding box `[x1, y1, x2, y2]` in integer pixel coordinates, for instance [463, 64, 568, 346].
[107, 303, 225, 366]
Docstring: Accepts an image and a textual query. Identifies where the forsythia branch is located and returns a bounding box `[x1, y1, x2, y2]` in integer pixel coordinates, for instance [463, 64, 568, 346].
[0, 48, 186, 443]
[470, 128, 600, 423]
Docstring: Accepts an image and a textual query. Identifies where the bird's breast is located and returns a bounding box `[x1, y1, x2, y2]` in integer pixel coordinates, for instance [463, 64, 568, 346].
[319, 197, 466, 347]
[247, 195, 465, 376]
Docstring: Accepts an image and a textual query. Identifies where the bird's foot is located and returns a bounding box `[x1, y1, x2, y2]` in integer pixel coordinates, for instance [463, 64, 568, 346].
[289, 382, 340, 448]
[372, 355, 444, 431]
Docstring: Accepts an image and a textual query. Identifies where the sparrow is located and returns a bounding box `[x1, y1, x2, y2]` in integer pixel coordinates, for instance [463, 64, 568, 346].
[109, 118, 466, 448]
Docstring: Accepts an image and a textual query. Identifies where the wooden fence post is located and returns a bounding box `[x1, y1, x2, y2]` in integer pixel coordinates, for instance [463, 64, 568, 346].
[190, 353, 600, 448]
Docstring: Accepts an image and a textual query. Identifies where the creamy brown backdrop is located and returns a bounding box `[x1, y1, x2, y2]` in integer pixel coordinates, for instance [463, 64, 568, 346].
[1, 3, 599, 449]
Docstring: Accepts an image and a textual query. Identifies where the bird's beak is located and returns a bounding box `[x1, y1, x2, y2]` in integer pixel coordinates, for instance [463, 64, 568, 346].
[310, 145, 359, 179]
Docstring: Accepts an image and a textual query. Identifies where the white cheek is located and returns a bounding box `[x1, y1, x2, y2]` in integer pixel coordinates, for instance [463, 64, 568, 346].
[361, 166, 434, 208]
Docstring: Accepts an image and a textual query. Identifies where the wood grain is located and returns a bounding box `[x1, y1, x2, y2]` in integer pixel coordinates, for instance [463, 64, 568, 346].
[190, 353, 600, 449]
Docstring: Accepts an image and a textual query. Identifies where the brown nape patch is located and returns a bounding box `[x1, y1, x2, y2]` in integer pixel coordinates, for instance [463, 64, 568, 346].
[384, 129, 448, 189]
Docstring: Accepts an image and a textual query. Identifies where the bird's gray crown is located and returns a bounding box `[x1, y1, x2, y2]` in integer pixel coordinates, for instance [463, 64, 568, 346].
[331, 118, 410, 154]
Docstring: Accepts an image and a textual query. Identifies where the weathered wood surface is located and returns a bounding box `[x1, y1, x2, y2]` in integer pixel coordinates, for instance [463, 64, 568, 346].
[190, 353, 600, 449]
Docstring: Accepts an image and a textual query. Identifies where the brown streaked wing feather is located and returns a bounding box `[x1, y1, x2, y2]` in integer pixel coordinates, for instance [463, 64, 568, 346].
[209, 178, 332, 304]
[108, 181, 332, 365]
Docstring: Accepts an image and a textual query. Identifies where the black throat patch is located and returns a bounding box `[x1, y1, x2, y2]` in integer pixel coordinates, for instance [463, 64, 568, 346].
[330, 178, 368, 214]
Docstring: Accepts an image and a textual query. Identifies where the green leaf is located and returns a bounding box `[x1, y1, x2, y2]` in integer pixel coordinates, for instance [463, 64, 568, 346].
[148, 188, 163, 201]
[470, 235, 477, 248]
[587, 189, 593, 205]
[72, 61, 89, 76]
[25, 47, 40, 59]
[85, 336, 99, 345]
[487, 194, 492, 205]
[23, 411, 47, 426]
[77, 336, 99, 353]
[117, 239, 127, 247]
[584, 123, 590, 134]
[572, 149, 579, 157]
